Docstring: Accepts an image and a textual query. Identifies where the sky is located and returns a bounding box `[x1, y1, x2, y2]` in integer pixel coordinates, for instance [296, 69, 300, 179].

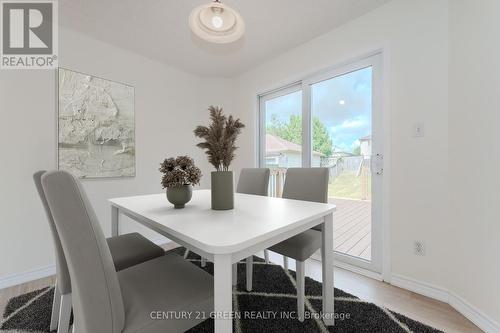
[265, 66, 372, 153]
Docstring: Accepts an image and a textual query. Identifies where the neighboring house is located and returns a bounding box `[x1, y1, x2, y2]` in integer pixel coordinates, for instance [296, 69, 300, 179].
[265, 134, 324, 167]
[359, 135, 372, 158]
[331, 151, 354, 158]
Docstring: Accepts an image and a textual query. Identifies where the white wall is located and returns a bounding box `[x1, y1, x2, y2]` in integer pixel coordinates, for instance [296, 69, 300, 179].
[449, 0, 500, 326]
[233, 0, 451, 288]
[232, 0, 500, 329]
[0, 27, 233, 282]
[1, 0, 499, 329]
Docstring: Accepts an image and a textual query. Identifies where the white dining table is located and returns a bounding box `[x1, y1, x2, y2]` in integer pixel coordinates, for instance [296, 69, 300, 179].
[109, 189, 336, 333]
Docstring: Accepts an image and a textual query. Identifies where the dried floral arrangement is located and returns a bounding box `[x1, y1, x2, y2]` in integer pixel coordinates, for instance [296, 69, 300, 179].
[194, 106, 245, 171]
[159, 156, 202, 188]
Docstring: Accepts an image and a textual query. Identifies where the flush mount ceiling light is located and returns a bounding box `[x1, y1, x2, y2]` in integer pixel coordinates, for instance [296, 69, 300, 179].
[189, 0, 245, 44]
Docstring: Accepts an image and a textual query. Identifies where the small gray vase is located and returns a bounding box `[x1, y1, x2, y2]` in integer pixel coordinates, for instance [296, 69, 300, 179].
[166, 185, 193, 209]
[211, 171, 234, 210]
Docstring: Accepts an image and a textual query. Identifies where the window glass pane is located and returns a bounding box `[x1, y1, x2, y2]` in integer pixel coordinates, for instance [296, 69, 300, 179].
[264, 90, 302, 168]
[311, 67, 373, 261]
[311, 67, 372, 178]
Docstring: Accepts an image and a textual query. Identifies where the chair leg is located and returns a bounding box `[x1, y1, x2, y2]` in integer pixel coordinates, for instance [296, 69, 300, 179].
[246, 256, 253, 291]
[201, 257, 206, 267]
[72, 308, 77, 333]
[183, 249, 190, 259]
[50, 284, 61, 331]
[283, 256, 289, 271]
[58, 293, 72, 333]
[264, 249, 270, 264]
[296, 261, 305, 322]
[232, 263, 237, 286]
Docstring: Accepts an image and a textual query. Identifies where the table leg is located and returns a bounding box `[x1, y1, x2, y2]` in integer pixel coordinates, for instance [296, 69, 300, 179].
[214, 254, 233, 333]
[321, 212, 335, 326]
[111, 206, 119, 237]
[245, 256, 252, 291]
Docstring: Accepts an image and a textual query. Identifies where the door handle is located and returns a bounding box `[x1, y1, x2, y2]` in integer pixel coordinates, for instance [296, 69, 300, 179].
[371, 153, 383, 175]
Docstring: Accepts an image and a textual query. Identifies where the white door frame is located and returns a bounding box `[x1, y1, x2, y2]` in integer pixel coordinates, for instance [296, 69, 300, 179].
[258, 51, 390, 279]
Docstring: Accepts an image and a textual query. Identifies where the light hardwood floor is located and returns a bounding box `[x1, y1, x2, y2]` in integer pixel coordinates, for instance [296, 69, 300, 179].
[266, 250, 482, 333]
[0, 244, 481, 333]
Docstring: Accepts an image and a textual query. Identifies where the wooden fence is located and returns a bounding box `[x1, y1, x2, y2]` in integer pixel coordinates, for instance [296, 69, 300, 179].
[268, 155, 371, 200]
[321, 156, 365, 183]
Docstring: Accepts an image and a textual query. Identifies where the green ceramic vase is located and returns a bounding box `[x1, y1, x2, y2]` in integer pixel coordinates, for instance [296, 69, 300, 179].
[211, 171, 234, 210]
[166, 185, 193, 209]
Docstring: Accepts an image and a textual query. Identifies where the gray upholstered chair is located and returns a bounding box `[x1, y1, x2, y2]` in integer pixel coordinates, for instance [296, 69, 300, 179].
[33, 171, 165, 333]
[40, 170, 213, 333]
[246, 168, 329, 322]
[236, 168, 270, 291]
[236, 168, 271, 196]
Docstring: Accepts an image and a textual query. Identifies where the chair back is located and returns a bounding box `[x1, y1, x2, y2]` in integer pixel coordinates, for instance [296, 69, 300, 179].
[236, 168, 270, 196]
[33, 171, 72, 294]
[41, 171, 125, 333]
[283, 168, 329, 203]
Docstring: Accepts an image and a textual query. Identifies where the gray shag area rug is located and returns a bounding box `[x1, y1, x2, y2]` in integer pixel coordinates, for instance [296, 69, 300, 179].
[1, 248, 442, 332]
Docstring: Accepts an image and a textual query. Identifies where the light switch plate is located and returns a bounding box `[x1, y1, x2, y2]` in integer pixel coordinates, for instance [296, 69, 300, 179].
[414, 122, 425, 137]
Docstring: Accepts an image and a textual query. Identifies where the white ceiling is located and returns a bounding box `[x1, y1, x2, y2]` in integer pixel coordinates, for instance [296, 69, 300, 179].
[60, 0, 390, 78]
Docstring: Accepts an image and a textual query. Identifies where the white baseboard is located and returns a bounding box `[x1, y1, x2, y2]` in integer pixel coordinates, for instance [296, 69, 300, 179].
[391, 274, 500, 333]
[0, 239, 172, 291]
[449, 292, 500, 333]
[334, 260, 383, 281]
[391, 274, 449, 303]
[0, 265, 56, 290]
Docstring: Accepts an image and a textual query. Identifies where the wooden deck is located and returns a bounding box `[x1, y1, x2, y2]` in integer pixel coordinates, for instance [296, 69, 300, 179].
[329, 197, 371, 261]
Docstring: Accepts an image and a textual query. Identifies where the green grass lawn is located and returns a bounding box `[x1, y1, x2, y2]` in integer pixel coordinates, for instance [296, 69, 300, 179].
[328, 171, 371, 200]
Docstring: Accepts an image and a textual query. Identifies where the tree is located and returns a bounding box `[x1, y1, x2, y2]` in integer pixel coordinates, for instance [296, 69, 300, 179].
[267, 114, 301, 145]
[267, 115, 333, 157]
[312, 117, 333, 157]
[352, 146, 361, 156]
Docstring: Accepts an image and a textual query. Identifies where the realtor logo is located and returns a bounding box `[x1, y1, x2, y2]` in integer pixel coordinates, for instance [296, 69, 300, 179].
[1, 0, 58, 69]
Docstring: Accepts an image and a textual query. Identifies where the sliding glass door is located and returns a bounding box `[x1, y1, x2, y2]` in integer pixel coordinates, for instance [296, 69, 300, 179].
[259, 53, 383, 273]
[309, 66, 377, 268]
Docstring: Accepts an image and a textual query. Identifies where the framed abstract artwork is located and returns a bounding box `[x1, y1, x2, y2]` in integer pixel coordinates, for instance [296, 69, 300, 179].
[57, 68, 135, 178]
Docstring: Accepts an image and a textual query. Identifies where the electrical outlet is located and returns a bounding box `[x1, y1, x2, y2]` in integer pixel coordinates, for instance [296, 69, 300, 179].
[414, 241, 425, 256]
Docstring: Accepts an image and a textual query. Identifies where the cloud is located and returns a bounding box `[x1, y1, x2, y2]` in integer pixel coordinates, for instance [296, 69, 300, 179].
[340, 119, 366, 129]
[335, 142, 351, 152]
[330, 117, 368, 133]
